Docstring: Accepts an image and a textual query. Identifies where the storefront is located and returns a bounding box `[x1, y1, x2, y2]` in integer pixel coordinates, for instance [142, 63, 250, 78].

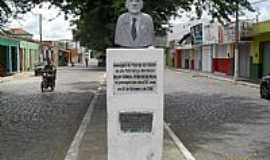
[213, 44, 234, 75]
[20, 41, 40, 71]
[261, 42, 270, 76]
[174, 49, 182, 68]
[0, 36, 19, 76]
[181, 48, 192, 69]
[250, 20, 270, 81]
[239, 43, 251, 79]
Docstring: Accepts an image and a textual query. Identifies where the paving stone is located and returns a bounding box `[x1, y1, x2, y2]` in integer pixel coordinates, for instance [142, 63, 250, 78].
[0, 67, 105, 160]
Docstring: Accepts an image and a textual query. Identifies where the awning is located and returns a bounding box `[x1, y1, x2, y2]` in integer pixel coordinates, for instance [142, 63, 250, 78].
[178, 33, 193, 45]
[0, 36, 18, 47]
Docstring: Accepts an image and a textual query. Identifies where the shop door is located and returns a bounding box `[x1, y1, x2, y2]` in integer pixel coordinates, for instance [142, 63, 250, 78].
[194, 48, 201, 71]
[202, 45, 212, 72]
[262, 42, 270, 76]
[239, 44, 250, 78]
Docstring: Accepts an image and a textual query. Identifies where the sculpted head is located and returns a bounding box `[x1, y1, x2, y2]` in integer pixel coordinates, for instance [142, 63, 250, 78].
[126, 0, 143, 15]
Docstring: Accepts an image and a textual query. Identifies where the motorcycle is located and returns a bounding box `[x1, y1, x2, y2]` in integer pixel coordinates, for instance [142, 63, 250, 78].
[41, 65, 56, 92]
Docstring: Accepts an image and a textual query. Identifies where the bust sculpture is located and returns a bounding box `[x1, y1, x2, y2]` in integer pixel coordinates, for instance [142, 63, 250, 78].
[114, 0, 154, 48]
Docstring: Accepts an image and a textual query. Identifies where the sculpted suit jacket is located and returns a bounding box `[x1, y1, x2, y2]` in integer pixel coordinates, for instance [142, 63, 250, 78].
[115, 13, 154, 48]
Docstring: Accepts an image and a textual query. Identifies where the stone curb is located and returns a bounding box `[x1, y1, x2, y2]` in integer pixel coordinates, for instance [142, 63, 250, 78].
[64, 72, 105, 160]
[164, 123, 196, 160]
[168, 67, 260, 89]
[0, 72, 33, 84]
[64, 87, 102, 160]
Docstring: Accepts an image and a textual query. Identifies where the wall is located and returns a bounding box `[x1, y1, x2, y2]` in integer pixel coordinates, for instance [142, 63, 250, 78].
[203, 23, 219, 45]
[213, 44, 234, 75]
[20, 41, 40, 70]
[254, 20, 270, 35]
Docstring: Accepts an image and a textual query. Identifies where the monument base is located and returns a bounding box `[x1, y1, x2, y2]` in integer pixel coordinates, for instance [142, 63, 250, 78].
[106, 48, 164, 160]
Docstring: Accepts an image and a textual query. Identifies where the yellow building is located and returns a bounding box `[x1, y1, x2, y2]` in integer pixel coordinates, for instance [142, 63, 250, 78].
[250, 20, 270, 81]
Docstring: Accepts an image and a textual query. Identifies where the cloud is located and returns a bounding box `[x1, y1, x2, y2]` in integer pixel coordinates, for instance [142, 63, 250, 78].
[254, 1, 270, 21]
[241, 0, 270, 21]
[8, 0, 270, 39]
[8, 2, 72, 41]
[170, 0, 270, 24]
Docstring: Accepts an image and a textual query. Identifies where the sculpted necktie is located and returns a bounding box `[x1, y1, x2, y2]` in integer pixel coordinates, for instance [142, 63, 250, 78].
[131, 18, 137, 40]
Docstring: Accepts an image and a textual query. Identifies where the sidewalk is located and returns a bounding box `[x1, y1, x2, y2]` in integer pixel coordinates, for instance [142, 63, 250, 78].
[171, 67, 260, 89]
[68, 89, 187, 160]
[0, 72, 33, 83]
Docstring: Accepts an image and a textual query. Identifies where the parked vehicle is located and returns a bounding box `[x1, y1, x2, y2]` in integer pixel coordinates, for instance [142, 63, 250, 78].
[34, 62, 45, 76]
[41, 64, 56, 92]
[260, 74, 270, 99]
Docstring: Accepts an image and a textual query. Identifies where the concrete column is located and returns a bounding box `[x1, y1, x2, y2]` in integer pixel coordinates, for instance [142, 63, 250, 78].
[5, 46, 9, 72]
[22, 49, 25, 71]
[17, 45, 20, 72]
[234, 1, 239, 81]
[8, 46, 12, 73]
[234, 46, 239, 80]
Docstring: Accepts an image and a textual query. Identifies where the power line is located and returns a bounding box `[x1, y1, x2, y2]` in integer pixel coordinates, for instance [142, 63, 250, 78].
[251, 0, 270, 4]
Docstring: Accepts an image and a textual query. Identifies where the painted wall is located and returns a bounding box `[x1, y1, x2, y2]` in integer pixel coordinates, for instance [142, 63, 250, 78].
[254, 20, 270, 35]
[20, 41, 40, 70]
[213, 44, 234, 75]
[203, 23, 219, 45]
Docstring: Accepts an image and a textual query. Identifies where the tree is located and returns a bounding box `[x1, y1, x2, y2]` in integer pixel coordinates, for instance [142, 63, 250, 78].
[0, 0, 68, 27]
[67, 0, 254, 52]
[0, 0, 254, 51]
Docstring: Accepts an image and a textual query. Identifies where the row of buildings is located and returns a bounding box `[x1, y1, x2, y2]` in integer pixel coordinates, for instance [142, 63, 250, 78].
[0, 28, 92, 77]
[167, 19, 270, 82]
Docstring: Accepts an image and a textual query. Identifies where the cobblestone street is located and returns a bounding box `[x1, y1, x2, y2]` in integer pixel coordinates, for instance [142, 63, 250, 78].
[0, 67, 105, 160]
[165, 69, 270, 160]
[1, 67, 270, 160]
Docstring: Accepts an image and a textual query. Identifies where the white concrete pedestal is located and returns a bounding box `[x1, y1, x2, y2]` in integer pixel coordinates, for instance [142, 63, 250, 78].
[106, 48, 164, 160]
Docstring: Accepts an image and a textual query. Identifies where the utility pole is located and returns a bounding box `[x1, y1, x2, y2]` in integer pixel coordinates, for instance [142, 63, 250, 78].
[255, 7, 261, 23]
[39, 14, 42, 42]
[234, 0, 239, 81]
[39, 14, 44, 63]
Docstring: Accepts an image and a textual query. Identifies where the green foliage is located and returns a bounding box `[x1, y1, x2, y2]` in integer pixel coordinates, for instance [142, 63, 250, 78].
[64, 0, 254, 51]
[0, 0, 255, 51]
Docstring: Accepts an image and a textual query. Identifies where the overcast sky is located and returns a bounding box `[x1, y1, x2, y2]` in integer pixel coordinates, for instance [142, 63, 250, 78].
[8, 0, 270, 41]
[8, 3, 73, 41]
